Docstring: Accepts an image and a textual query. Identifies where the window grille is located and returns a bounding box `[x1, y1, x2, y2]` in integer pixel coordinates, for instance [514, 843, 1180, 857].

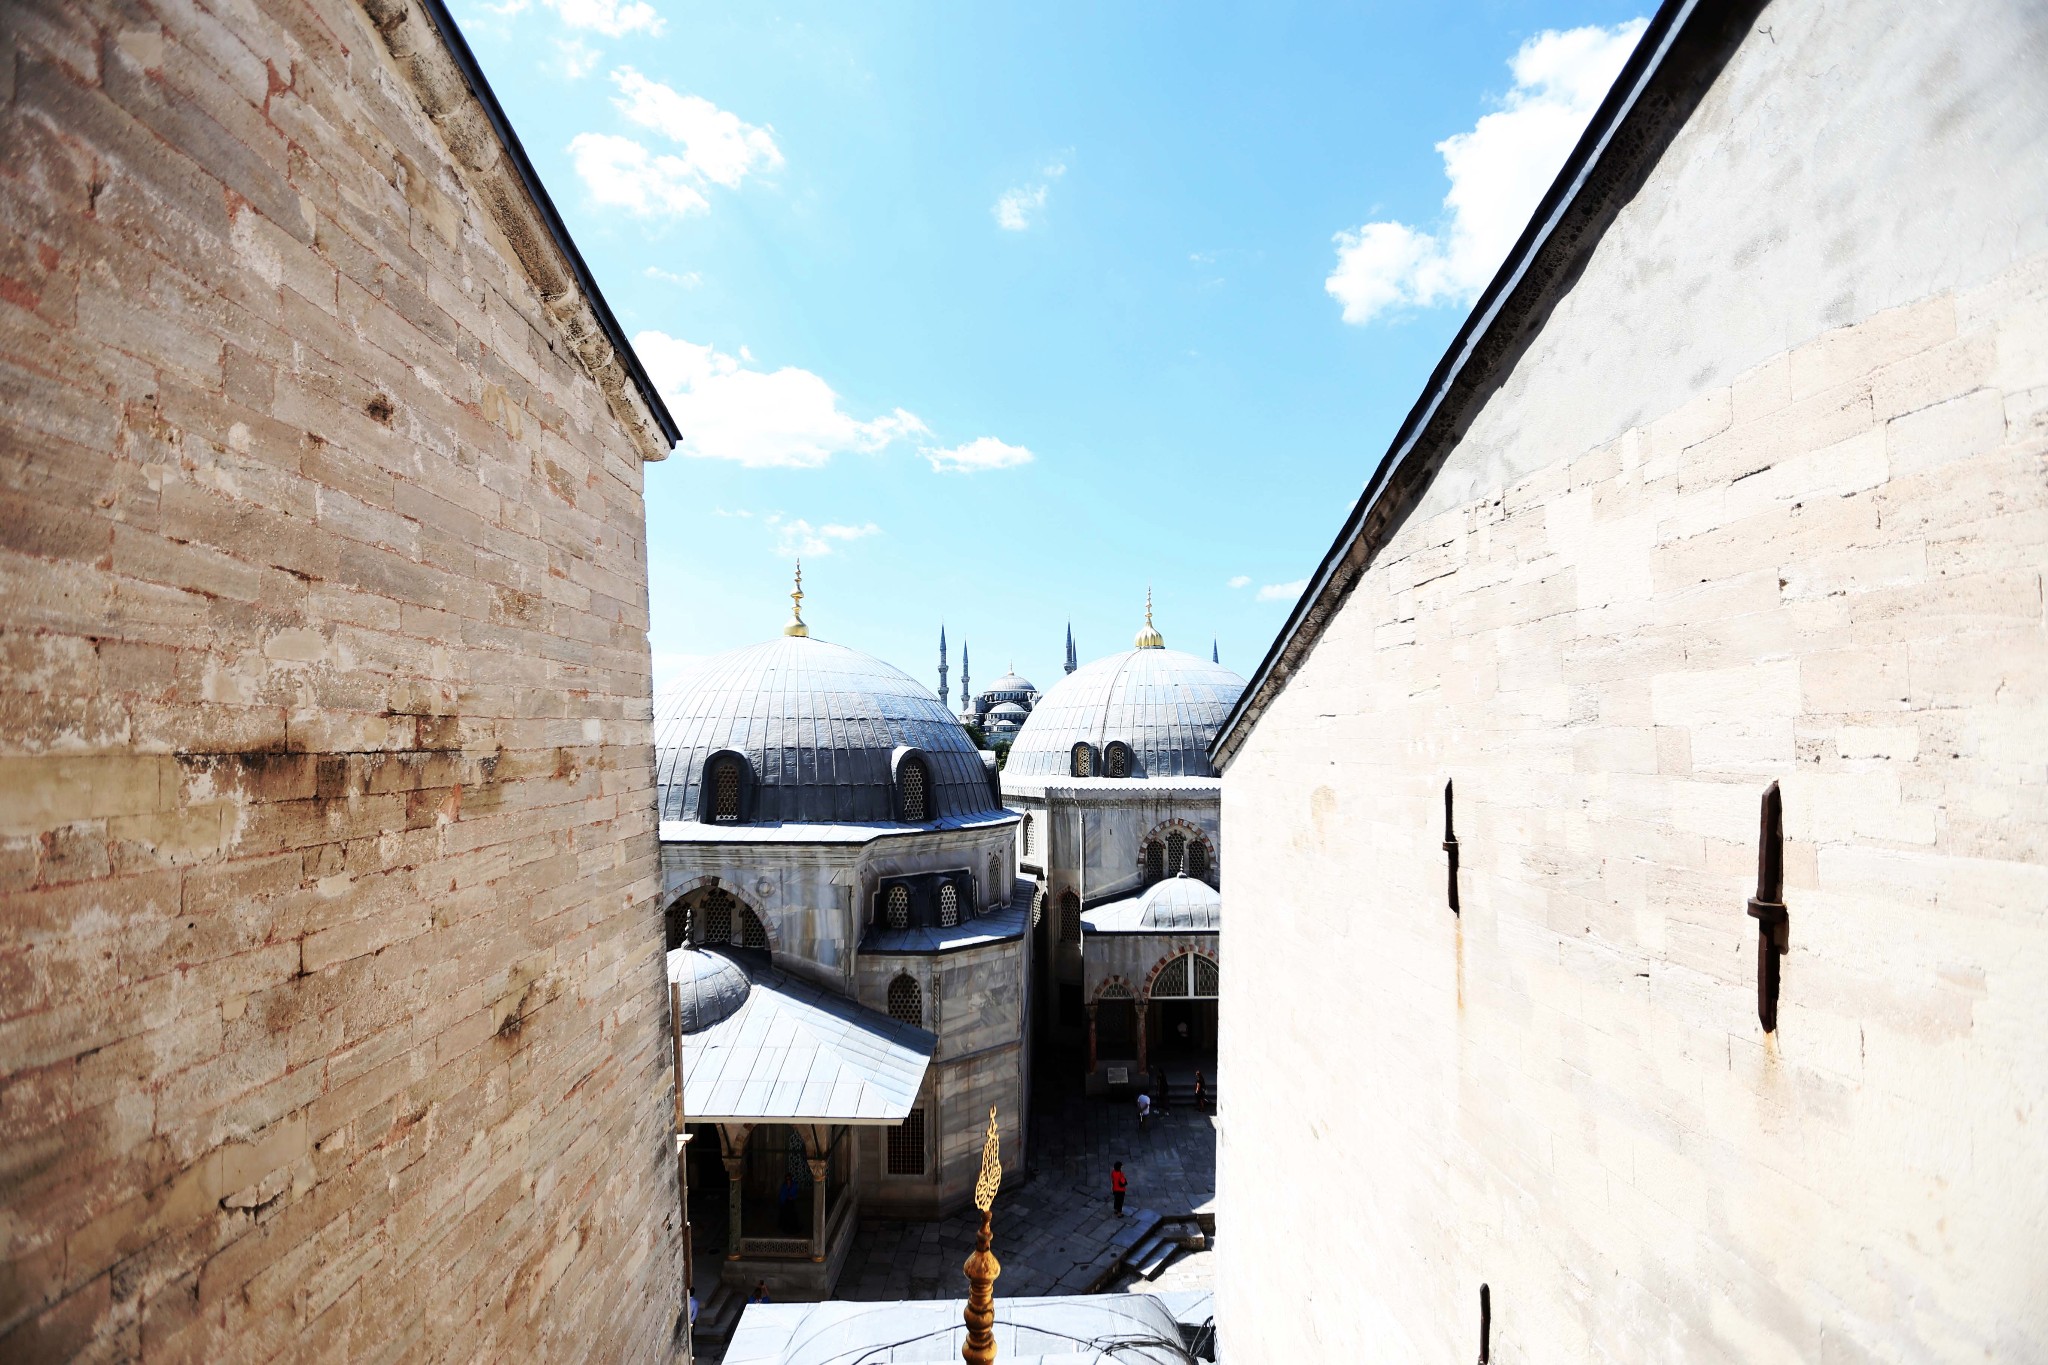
[712, 760, 740, 822]
[665, 902, 689, 952]
[1144, 842, 1164, 886]
[988, 854, 1003, 905]
[786, 1129, 811, 1190]
[900, 761, 927, 822]
[1106, 744, 1127, 778]
[887, 975, 922, 1027]
[1032, 887, 1045, 929]
[1071, 743, 1092, 778]
[887, 1108, 926, 1175]
[700, 889, 733, 945]
[1098, 980, 1131, 1001]
[1189, 840, 1210, 883]
[1022, 815, 1033, 855]
[886, 885, 910, 931]
[1154, 954, 1189, 998]
[738, 906, 769, 950]
[1060, 891, 1080, 944]
[1149, 952, 1218, 1000]
[1193, 954, 1219, 998]
[1167, 831, 1187, 876]
[938, 884, 959, 928]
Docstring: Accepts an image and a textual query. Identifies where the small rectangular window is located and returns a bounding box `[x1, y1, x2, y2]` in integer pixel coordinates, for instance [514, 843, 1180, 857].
[887, 1108, 926, 1175]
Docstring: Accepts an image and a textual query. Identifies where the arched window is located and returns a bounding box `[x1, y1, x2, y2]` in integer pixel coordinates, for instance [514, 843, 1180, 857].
[1022, 814, 1033, 855]
[887, 974, 923, 1027]
[1166, 831, 1187, 876]
[1143, 841, 1164, 887]
[1071, 743, 1093, 778]
[1150, 952, 1219, 1000]
[899, 759, 929, 822]
[1188, 839, 1211, 884]
[1031, 887, 1045, 929]
[1105, 742, 1129, 778]
[988, 853, 1004, 904]
[938, 883, 959, 928]
[1059, 890, 1081, 944]
[710, 757, 741, 823]
[886, 885, 911, 931]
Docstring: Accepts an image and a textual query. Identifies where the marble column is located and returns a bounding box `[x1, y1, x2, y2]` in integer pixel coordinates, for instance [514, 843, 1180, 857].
[723, 1152, 745, 1258]
[808, 1156, 830, 1262]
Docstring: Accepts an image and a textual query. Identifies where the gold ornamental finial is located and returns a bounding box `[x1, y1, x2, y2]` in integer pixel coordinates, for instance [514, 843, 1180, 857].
[783, 560, 809, 637]
[962, 1106, 1003, 1364]
[1134, 586, 1165, 649]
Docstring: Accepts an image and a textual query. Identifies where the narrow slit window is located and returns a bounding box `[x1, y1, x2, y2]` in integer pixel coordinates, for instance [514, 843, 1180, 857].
[886, 885, 910, 931]
[1166, 831, 1187, 876]
[701, 889, 733, 945]
[938, 884, 959, 928]
[1060, 891, 1080, 944]
[712, 760, 740, 822]
[1188, 840, 1210, 884]
[1106, 744, 1128, 778]
[1144, 842, 1164, 886]
[900, 761, 928, 822]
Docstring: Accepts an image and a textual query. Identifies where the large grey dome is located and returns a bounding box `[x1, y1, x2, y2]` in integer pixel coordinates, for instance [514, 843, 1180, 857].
[1005, 647, 1246, 780]
[655, 636, 997, 823]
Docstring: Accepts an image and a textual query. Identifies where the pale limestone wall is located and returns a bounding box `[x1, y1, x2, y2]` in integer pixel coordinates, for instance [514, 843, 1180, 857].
[0, 0, 682, 1357]
[1217, 5, 2048, 1361]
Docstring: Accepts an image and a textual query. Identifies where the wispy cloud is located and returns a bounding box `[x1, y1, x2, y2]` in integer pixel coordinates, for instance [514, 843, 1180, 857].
[1227, 575, 1251, 589]
[924, 437, 1034, 474]
[1257, 578, 1308, 602]
[555, 36, 598, 78]
[569, 70, 780, 221]
[768, 516, 882, 558]
[993, 160, 1067, 231]
[645, 265, 702, 288]
[491, 0, 663, 37]
[1325, 19, 1646, 325]
[636, 331, 927, 469]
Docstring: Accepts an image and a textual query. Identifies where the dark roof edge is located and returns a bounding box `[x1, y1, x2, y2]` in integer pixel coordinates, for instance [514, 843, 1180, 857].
[408, 0, 681, 448]
[1209, 0, 1766, 769]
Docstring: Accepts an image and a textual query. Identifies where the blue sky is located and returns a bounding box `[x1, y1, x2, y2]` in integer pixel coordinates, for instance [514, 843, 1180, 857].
[453, 1, 1648, 697]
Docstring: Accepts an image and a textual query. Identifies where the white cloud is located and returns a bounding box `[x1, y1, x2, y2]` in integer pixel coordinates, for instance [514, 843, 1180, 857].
[550, 0, 661, 37]
[1325, 19, 1647, 325]
[567, 133, 709, 217]
[493, 0, 663, 36]
[555, 36, 598, 78]
[636, 330, 928, 468]
[645, 265, 702, 288]
[924, 437, 1034, 474]
[610, 68, 783, 188]
[767, 516, 882, 558]
[993, 160, 1066, 231]
[1227, 575, 1251, 589]
[1257, 578, 1308, 602]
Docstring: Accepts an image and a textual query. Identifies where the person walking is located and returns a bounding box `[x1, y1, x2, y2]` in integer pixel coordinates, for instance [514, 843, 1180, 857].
[1111, 1161, 1128, 1217]
[1193, 1070, 1207, 1112]
[1135, 1091, 1151, 1130]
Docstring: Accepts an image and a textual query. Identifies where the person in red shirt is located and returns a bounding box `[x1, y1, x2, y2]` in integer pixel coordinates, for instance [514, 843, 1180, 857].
[1111, 1161, 1128, 1216]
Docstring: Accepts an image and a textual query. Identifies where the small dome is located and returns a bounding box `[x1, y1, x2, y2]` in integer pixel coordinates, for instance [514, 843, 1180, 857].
[1005, 647, 1246, 780]
[667, 946, 750, 1033]
[655, 635, 999, 823]
[988, 701, 1028, 720]
[1138, 875, 1221, 931]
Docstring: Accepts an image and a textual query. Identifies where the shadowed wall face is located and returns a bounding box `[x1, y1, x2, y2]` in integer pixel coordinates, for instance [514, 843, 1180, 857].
[0, 0, 682, 1356]
[1217, 0, 2048, 1360]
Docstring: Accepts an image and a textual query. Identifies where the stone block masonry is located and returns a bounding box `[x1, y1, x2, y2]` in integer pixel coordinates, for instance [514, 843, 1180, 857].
[0, 0, 683, 1358]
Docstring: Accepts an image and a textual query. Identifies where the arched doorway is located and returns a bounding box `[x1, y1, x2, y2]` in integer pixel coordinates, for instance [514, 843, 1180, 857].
[1147, 951, 1219, 1063]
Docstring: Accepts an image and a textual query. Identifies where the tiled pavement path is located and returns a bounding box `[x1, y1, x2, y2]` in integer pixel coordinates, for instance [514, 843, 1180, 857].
[833, 1087, 1216, 1302]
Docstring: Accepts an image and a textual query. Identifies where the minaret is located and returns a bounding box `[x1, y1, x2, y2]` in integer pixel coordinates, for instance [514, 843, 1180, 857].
[1065, 622, 1077, 674]
[960, 644, 971, 712]
[1212, 638, 1219, 664]
[938, 624, 950, 709]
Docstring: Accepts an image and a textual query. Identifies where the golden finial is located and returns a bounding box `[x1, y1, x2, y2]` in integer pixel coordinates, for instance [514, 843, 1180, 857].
[962, 1106, 1002, 1365]
[1134, 586, 1165, 649]
[783, 559, 809, 637]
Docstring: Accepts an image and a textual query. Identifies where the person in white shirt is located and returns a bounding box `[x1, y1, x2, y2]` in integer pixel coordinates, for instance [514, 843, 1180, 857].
[1136, 1091, 1152, 1128]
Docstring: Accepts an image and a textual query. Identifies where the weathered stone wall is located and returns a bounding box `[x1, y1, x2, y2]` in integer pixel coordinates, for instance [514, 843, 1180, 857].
[0, 0, 683, 1357]
[1217, 3, 2048, 1361]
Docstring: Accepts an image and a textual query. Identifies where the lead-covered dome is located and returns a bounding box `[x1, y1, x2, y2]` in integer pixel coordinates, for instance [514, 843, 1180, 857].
[1004, 646, 1246, 780]
[655, 636, 998, 823]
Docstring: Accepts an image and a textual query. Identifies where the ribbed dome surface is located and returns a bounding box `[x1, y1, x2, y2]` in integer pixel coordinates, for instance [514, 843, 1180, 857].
[667, 946, 751, 1034]
[1138, 875, 1222, 931]
[1004, 647, 1246, 780]
[655, 636, 997, 823]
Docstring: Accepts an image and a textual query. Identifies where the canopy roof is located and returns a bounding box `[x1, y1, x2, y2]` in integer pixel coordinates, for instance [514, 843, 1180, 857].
[676, 951, 935, 1124]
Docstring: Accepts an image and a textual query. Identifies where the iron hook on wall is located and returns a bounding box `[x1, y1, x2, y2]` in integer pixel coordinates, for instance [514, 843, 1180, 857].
[1443, 779, 1461, 915]
[1746, 781, 1790, 1031]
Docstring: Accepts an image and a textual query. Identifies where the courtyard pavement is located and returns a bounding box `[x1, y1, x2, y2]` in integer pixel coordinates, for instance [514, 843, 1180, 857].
[833, 1086, 1216, 1302]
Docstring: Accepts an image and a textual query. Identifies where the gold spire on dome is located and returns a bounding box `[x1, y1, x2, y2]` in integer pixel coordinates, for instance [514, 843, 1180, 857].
[962, 1106, 1003, 1365]
[783, 560, 809, 637]
[1134, 587, 1165, 649]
